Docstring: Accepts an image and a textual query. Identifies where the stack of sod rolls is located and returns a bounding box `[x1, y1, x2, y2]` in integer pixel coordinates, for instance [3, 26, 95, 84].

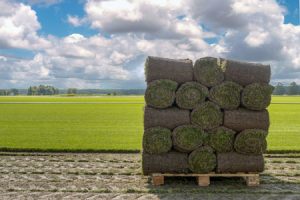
[142, 56, 273, 175]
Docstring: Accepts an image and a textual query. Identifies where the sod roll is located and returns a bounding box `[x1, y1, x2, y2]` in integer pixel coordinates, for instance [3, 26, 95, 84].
[222, 58, 271, 86]
[217, 152, 264, 173]
[176, 82, 209, 109]
[191, 101, 223, 130]
[224, 109, 269, 131]
[234, 129, 268, 155]
[209, 81, 243, 110]
[172, 125, 208, 153]
[142, 151, 189, 175]
[145, 79, 178, 109]
[209, 126, 236, 153]
[143, 127, 172, 154]
[194, 57, 224, 87]
[188, 146, 217, 173]
[242, 83, 274, 110]
[144, 106, 190, 130]
[145, 56, 193, 84]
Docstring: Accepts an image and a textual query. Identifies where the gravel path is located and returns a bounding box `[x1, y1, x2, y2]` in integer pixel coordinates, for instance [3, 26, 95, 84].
[0, 152, 299, 200]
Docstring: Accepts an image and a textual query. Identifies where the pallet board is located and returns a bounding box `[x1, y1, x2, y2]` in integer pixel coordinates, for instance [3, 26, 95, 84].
[152, 173, 260, 187]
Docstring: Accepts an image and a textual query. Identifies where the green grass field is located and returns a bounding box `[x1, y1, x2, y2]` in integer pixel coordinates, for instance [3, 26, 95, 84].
[0, 95, 299, 152]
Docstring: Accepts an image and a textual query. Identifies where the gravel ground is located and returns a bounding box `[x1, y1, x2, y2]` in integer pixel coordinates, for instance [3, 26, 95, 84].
[0, 152, 299, 200]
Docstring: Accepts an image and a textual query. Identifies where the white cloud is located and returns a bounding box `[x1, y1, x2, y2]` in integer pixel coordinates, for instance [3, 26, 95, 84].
[1, 0, 300, 89]
[67, 15, 86, 27]
[0, 0, 50, 50]
[21, 0, 63, 6]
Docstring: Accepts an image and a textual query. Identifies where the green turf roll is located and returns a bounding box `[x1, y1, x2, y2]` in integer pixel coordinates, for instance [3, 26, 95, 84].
[209, 81, 243, 110]
[188, 146, 216, 173]
[194, 57, 224, 87]
[242, 83, 274, 110]
[209, 126, 236, 153]
[176, 82, 208, 109]
[234, 129, 268, 155]
[191, 101, 223, 130]
[172, 125, 208, 153]
[145, 79, 178, 108]
[143, 127, 172, 154]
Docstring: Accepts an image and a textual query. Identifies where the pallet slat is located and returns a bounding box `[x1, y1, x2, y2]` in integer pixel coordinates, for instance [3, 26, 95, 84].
[152, 173, 260, 187]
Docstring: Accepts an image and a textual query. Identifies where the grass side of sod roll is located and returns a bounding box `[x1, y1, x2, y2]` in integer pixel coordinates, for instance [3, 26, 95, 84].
[176, 82, 208, 109]
[191, 101, 223, 130]
[209, 126, 236, 153]
[188, 146, 217, 173]
[172, 125, 208, 153]
[194, 57, 224, 87]
[209, 81, 242, 109]
[145, 79, 178, 108]
[143, 127, 172, 154]
[234, 129, 268, 155]
[242, 83, 274, 110]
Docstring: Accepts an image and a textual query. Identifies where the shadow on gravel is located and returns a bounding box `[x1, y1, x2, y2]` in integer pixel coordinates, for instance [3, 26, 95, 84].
[144, 174, 300, 199]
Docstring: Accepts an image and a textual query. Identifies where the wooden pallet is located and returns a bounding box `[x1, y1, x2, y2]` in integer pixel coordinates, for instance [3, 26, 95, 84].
[152, 172, 260, 187]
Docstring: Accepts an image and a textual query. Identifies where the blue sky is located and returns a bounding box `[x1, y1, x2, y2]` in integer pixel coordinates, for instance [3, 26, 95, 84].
[0, 0, 300, 89]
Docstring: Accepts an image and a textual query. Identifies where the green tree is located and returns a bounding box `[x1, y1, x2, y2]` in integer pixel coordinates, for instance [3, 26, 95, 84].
[67, 88, 77, 95]
[287, 82, 299, 95]
[273, 82, 286, 95]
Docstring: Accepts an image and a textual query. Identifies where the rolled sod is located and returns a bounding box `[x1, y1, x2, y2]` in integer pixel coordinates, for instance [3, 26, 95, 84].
[209, 81, 243, 110]
[145, 56, 193, 84]
[188, 146, 217, 173]
[222, 58, 271, 86]
[144, 106, 190, 130]
[143, 127, 172, 154]
[145, 79, 178, 109]
[209, 126, 236, 153]
[191, 101, 223, 130]
[224, 109, 269, 131]
[242, 83, 274, 110]
[176, 82, 209, 109]
[217, 152, 264, 173]
[172, 125, 208, 153]
[142, 151, 189, 175]
[194, 57, 224, 87]
[234, 129, 268, 155]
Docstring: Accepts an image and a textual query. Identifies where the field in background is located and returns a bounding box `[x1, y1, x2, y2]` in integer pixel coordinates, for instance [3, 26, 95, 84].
[0, 95, 299, 152]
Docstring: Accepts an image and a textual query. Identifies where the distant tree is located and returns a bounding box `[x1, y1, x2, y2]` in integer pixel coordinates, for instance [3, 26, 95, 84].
[287, 82, 299, 95]
[10, 88, 19, 96]
[67, 88, 77, 95]
[27, 85, 59, 95]
[112, 91, 117, 96]
[0, 89, 10, 96]
[273, 82, 286, 95]
[107, 93, 111, 96]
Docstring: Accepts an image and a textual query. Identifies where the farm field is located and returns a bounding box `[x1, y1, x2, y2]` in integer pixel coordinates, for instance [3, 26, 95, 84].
[0, 95, 299, 152]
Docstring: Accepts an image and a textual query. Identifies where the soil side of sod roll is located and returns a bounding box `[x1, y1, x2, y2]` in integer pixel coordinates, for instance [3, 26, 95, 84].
[221, 58, 271, 86]
[188, 146, 217, 173]
[145, 79, 178, 109]
[191, 101, 223, 130]
[242, 83, 274, 110]
[217, 152, 264, 173]
[172, 125, 208, 153]
[143, 127, 172, 154]
[142, 151, 189, 175]
[176, 82, 209, 109]
[144, 106, 190, 130]
[234, 129, 268, 155]
[194, 57, 224, 87]
[145, 56, 193, 84]
[224, 109, 269, 131]
[208, 126, 236, 153]
[209, 81, 243, 110]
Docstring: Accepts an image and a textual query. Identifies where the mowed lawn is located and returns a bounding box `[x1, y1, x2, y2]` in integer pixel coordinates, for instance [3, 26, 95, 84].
[0, 95, 299, 152]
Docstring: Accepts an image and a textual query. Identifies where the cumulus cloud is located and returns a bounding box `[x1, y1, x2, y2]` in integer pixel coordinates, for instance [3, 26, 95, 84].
[1, 0, 300, 88]
[0, 0, 50, 50]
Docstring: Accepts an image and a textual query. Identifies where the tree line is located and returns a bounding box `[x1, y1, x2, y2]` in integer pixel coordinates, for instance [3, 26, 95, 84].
[0, 82, 298, 96]
[273, 82, 300, 95]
